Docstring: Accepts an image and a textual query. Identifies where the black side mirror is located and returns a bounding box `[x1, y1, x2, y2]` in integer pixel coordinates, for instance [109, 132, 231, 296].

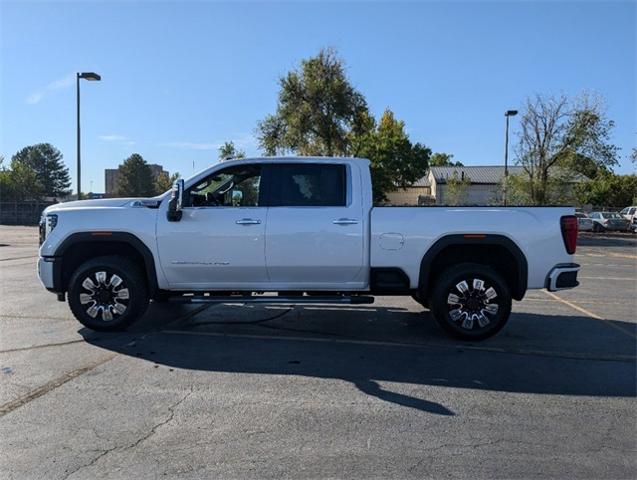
[167, 179, 184, 222]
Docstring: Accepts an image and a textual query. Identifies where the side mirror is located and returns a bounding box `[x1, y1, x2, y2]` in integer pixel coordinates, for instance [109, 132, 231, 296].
[167, 179, 185, 222]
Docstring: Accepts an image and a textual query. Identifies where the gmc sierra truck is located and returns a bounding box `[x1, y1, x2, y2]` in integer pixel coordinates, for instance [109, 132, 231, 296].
[38, 157, 580, 340]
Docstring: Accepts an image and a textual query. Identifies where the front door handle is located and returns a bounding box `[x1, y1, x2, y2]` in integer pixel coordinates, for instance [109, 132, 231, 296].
[332, 218, 359, 225]
[236, 218, 261, 225]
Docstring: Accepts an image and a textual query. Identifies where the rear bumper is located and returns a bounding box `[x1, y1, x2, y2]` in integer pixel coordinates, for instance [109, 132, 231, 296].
[545, 263, 580, 291]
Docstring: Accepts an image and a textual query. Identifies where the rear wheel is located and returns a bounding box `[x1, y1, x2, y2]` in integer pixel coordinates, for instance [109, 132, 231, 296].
[430, 263, 511, 341]
[68, 255, 149, 331]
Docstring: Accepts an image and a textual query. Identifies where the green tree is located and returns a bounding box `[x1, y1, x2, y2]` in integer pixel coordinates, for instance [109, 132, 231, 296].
[574, 173, 637, 208]
[219, 141, 246, 161]
[0, 158, 44, 201]
[430, 152, 463, 167]
[154, 172, 180, 194]
[445, 171, 471, 205]
[257, 47, 367, 156]
[355, 109, 431, 202]
[11, 143, 70, 198]
[515, 93, 619, 204]
[116, 153, 155, 197]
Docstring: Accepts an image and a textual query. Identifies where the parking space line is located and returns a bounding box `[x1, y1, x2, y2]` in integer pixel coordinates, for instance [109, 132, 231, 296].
[161, 329, 635, 363]
[0, 354, 116, 417]
[543, 291, 637, 339]
[608, 252, 637, 260]
[579, 276, 635, 281]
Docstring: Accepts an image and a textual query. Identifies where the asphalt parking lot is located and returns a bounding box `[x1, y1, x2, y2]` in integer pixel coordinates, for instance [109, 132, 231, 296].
[0, 226, 635, 479]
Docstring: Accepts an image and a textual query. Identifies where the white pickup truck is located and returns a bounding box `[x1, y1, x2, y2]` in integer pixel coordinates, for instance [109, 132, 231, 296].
[38, 157, 580, 340]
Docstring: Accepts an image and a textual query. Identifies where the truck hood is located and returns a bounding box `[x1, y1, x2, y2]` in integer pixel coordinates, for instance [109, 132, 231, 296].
[44, 196, 165, 213]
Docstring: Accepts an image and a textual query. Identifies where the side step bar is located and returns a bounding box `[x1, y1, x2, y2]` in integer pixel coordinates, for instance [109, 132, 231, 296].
[169, 295, 375, 305]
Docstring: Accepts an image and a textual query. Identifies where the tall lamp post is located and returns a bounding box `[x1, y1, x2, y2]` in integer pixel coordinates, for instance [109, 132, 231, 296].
[76, 72, 101, 200]
[503, 109, 518, 206]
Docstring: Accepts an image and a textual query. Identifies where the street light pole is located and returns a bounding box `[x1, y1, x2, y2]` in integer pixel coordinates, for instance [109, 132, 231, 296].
[76, 73, 81, 200]
[76, 72, 101, 200]
[503, 109, 518, 206]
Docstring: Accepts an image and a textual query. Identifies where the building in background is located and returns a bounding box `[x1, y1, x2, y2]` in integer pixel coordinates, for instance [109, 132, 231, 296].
[387, 166, 587, 205]
[105, 164, 168, 196]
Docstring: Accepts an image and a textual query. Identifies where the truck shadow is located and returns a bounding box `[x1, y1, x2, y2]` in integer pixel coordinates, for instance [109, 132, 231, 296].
[79, 304, 636, 417]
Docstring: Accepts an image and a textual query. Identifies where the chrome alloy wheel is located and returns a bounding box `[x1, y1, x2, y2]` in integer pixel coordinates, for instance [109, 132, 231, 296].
[446, 278, 499, 331]
[79, 271, 130, 322]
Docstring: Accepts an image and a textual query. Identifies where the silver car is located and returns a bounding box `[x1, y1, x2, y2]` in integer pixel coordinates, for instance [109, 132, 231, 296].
[574, 212, 593, 231]
[588, 212, 630, 232]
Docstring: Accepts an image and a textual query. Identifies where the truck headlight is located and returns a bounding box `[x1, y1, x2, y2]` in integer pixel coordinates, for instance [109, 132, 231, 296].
[39, 214, 58, 245]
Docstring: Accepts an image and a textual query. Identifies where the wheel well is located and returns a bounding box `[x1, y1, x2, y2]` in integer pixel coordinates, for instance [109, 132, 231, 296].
[54, 233, 159, 297]
[60, 242, 145, 290]
[419, 239, 527, 301]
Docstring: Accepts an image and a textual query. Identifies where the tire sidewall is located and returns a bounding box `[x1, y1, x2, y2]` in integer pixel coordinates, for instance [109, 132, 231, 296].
[430, 264, 512, 341]
[68, 256, 148, 331]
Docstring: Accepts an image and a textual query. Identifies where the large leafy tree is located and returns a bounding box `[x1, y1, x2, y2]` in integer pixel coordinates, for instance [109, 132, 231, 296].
[430, 152, 463, 167]
[574, 173, 637, 208]
[355, 109, 431, 202]
[219, 141, 246, 161]
[0, 158, 43, 201]
[257, 47, 367, 156]
[11, 143, 70, 198]
[514, 93, 619, 204]
[257, 48, 431, 202]
[154, 172, 180, 194]
[116, 153, 155, 197]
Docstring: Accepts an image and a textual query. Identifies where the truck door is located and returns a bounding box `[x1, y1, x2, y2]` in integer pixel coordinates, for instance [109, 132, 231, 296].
[263, 162, 367, 289]
[156, 163, 268, 289]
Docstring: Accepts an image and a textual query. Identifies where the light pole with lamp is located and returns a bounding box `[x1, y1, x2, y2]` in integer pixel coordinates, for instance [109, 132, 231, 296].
[76, 72, 101, 200]
[503, 109, 518, 206]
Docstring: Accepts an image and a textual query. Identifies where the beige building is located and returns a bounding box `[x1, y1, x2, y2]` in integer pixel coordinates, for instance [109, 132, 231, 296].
[105, 164, 168, 196]
[387, 166, 586, 206]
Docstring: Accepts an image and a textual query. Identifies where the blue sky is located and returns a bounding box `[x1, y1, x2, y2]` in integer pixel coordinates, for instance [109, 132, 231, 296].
[1, 1, 635, 193]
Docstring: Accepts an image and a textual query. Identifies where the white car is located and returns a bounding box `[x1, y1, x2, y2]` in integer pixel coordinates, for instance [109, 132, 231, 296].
[574, 212, 593, 232]
[619, 206, 637, 223]
[37, 157, 580, 340]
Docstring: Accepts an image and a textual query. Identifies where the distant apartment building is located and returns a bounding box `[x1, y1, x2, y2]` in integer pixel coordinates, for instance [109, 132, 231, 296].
[105, 164, 168, 196]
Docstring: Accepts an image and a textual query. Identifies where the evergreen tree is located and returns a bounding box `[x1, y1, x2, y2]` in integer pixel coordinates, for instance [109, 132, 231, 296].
[116, 153, 155, 197]
[11, 143, 70, 198]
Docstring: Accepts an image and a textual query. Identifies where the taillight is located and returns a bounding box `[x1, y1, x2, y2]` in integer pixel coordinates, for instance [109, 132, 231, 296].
[560, 215, 578, 254]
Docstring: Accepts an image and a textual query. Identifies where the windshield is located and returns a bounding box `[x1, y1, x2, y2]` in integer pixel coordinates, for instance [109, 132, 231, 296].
[602, 213, 622, 219]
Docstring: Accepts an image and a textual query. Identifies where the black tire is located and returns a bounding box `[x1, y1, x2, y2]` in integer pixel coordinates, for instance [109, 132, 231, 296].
[68, 255, 149, 331]
[593, 223, 604, 233]
[429, 263, 512, 341]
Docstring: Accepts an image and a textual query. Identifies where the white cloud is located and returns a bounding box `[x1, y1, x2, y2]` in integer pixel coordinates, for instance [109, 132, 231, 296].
[159, 142, 220, 151]
[99, 134, 127, 141]
[26, 73, 75, 104]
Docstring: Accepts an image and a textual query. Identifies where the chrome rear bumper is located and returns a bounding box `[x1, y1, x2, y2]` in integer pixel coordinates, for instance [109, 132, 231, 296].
[546, 263, 580, 291]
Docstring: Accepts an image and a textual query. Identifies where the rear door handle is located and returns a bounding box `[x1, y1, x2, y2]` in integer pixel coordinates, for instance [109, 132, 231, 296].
[236, 218, 261, 225]
[332, 218, 359, 225]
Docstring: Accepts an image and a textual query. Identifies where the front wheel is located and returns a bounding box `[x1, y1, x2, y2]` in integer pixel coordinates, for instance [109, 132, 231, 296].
[68, 255, 149, 331]
[429, 263, 512, 341]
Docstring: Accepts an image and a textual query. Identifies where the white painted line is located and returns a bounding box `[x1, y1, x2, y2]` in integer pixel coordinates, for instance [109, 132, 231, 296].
[579, 276, 636, 281]
[543, 291, 636, 339]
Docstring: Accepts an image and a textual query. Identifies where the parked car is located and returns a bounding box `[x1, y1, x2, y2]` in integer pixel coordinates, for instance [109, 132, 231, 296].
[588, 211, 630, 232]
[574, 212, 593, 232]
[619, 206, 637, 223]
[37, 157, 580, 341]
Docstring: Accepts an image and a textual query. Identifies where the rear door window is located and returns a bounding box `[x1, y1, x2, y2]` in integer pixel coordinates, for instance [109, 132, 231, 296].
[265, 163, 346, 207]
